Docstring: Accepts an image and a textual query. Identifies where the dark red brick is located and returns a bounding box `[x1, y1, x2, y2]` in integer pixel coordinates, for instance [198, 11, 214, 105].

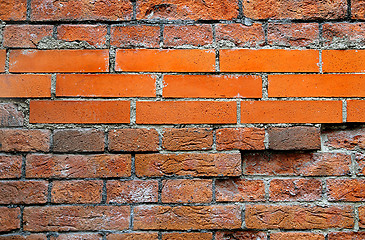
[0, 104, 23, 127]
[268, 127, 321, 150]
[53, 129, 104, 152]
[0, 129, 51, 152]
[0, 181, 48, 204]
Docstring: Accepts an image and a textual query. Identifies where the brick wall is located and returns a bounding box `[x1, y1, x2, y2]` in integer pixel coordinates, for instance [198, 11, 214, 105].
[1, 0, 365, 239]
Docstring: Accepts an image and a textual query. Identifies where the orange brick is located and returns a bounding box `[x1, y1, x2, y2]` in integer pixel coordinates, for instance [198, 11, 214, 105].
[0, 0, 26, 20]
[107, 180, 158, 203]
[0, 50, 6, 72]
[9, 50, 109, 73]
[108, 129, 159, 152]
[4, 25, 53, 48]
[216, 128, 265, 150]
[323, 50, 365, 72]
[111, 25, 160, 48]
[163, 75, 262, 98]
[162, 128, 213, 151]
[164, 25, 213, 47]
[220, 49, 319, 72]
[136, 101, 236, 124]
[328, 179, 365, 201]
[57, 25, 108, 48]
[216, 23, 265, 47]
[30, 101, 130, 124]
[0, 75, 51, 98]
[216, 231, 267, 240]
[162, 232, 213, 240]
[352, 0, 365, 19]
[107, 233, 159, 240]
[269, 179, 322, 201]
[271, 232, 324, 240]
[328, 232, 365, 240]
[347, 100, 365, 122]
[56, 74, 156, 97]
[216, 179, 265, 202]
[0, 181, 48, 204]
[115, 49, 215, 72]
[241, 101, 342, 123]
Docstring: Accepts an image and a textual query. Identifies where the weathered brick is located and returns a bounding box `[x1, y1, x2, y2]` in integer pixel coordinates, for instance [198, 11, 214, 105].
[0, 207, 20, 232]
[269, 179, 322, 201]
[134, 205, 241, 230]
[216, 179, 265, 202]
[328, 179, 365, 201]
[111, 25, 160, 48]
[0, 129, 51, 152]
[0, 50, 5, 72]
[57, 25, 107, 48]
[352, 0, 365, 19]
[24, 206, 130, 231]
[26, 154, 131, 178]
[135, 153, 241, 177]
[0, 181, 48, 204]
[0, 75, 51, 98]
[216, 128, 265, 150]
[328, 232, 365, 240]
[271, 232, 325, 240]
[108, 129, 159, 152]
[268, 23, 319, 47]
[0, 234, 46, 240]
[107, 180, 158, 203]
[0, 0, 26, 20]
[322, 50, 365, 72]
[162, 232, 213, 240]
[323, 23, 365, 48]
[216, 23, 265, 47]
[348, 100, 365, 122]
[107, 233, 159, 240]
[215, 231, 267, 240]
[325, 127, 365, 150]
[358, 206, 365, 227]
[356, 153, 365, 175]
[164, 25, 213, 47]
[50, 233, 102, 240]
[0, 103, 23, 127]
[161, 179, 212, 203]
[0, 155, 22, 179]
[53, 129, 105, 153]
[162, 128, 213, 151]
[4, 25, 53, 48]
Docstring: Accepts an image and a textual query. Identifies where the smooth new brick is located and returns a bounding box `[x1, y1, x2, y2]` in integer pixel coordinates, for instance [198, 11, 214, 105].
[0, 234, 46, 240]
[108, 129, 159, 152]
[216, 179, 265, 202]
[328, 179, 365, 201]
[0, 129, 51, 152]
[216, 128, 265, 151]
[328, 232, 365, 239]
[115, 49, 215, 72]
[136, 0, 238, 20]
[50, 233, 102, 240]
[162, 128, 213, 151]
[270, 179, 322, 201]
[164, 25, 213, 47]
[325, 127, 365, 150]
[216, 23, 265, 47]
[323, 23, 365, 47]
[4, 25, 53, 48]
[271, 232, 325, 240]
[0, 155, 22, 179]
[31, 0, 133, 21]
[51, 180, 103, 204]
[53, 129, 104, 152]
[0, 103, 23, 127]
[220, 49, 319, 72]
[163, 75, 262, 98]
[352, 0, 365, 19]
[134, 205, 241, 230]
[216, 231, 267, 240]
[0, 207, 20, 232]
[135, 153, 241, 177]
[107, 233, 159, 240]
[107, 180, 158, 203]
[26, 154, 131, 178]
[111, 25, 160, 48]
[162, 232, 213, 240]
[24, 206, 130, 231]
[0, 50, 6, 72]
[246, 205, 354, 229]
[323, 50, 365, 72]
[0, 0, 26, 20]
[161, 179, 212, 203]
[348, 100, 365, 122]
[136, 101, 236, 124]
[57, 25, 107, 48]
[9, 50, 109, 73]
[0, 181, 48, 204]
[0, 75, 51, 98]
[30, 101, 130, 124]
[268, 127, 321, 150]
[241, 101, 342, 123]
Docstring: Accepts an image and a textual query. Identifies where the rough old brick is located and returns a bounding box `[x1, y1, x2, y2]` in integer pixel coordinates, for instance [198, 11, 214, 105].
[0, 129, 51, 152]
[108, 129, 159, 152]
[107, 233, 159, 240]
[215, 231, 267, 240]
[355, 153, 365, 175]
[0, 0, 26, 20]
[216, 128, 265, 150]
[57, 25, 108, 48]
[0, 207, 20, 232]
[107, 180, 158, 203]
[0, 155, 22, 179]
[216, 23, 265, 48]
[328, 232, 365, 240]
[0, 103, 23, 127]
[50, 234, 102, 240]
[215, 179, 265, 202]
[162, 128, 213, 151]
[323, 23, 365, 48]
[269, 179, 322, 201]
[162, 232, 213, 240]
[324, 127, 365, 150]
[270, 232, 325, 240]
[4, 25, 53, 48]
[352, 0, 365, 19]
[53, 129, 104, 153]
[111, 25, 160, 48]
[0, 234, 46, 240]
[358, 206, 365, 228]
[164, 25, 213, 47]
[0, 75, 51, 98]
[0, 181, 48, 204]
[328, 179, 365, 201]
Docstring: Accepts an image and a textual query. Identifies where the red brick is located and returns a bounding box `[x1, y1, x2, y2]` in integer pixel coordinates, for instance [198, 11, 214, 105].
[328, 179, 365, 201]
[57, 25, 107, 48]
[0, 75, 51, 98]
[30, 101, 130, 124]
[246, 205, 354, 229]
[163, 75, 262, 98]
[164, 25, 213, 47]
[244, 152, 351, 176]
[0, 181, 48, 204]
[358, 206, 365, 227]
[115, 49, 215, 72]
[50, 234, 102, 240]
[136, 0, 238, 20]
[0, 103, 23, 127]
[0, 129, 50, 152]
[0, 207, 20, 232]
[0, 155, 22, 179]
[134, 205, 241, 230]
[348, 100, 365, 122]
[220, 49, 319, 72]
[51, 180, 103, 204]
[53, 129, 104, 152]
[216, 179, 265, 202]
[323, 23, 365, 47]
[328, 232, 365, 240]
[23, 206, 130, 231]
[216, 128, 265, 151]
[137, 101, 236, 124]
[0, 50, 6, 72]
[270, 179, 322, 201]
[241, 100, 342, 123]
[216, 231, 267, 240]
[243, 0, 347, 19]
[31, 0, 133, 21]
[161, 179, 212, 203]
[352, 0, 365, 19]
[135, 153, 241, 177]
[325, 127, 365, 150]
[323, 50, 365, 72]
[26, 154, 131, 178]
[9, 50, 109, 73]
[107, 180, 158, 203]
[162, 232, 213, 240]
[0, 0, 26, 20]
[268, 23, 319, 47]
[162, 128, 213, 151]
[111, 25, 160, 48]
[108, 129, 159, 152]
[107, 233, 159, 240]
[271, 232, 325, 240]
[268, 126, 321, 150]
[216, 23, 265, 47]
[0, 234, 46, 240]
[4, 25, 53, 48]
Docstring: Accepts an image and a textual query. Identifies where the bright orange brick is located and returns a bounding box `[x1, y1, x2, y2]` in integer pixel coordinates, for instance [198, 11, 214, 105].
[0, 75, 51, 98]
[9, 50, 109, 73]
[0, 50, 6, 72]
[115, 49, 215, 72]
[220, 49, 319, 72]
[347, 100, 365, 122]
[136, 101, 236, 124]
[30, 101, 130, 124]
[323, 50, 365, 72]
[241, 101, 342, 123]
[163, 75, 262, 98]
[57, 25, 108, 48]
[56, 74, 156, 97]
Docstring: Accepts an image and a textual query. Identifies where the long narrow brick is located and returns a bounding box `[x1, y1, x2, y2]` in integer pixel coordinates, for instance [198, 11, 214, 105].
[220, 49, 319, 72]
[0, 129, 51, 152]
[0, 181, 48, 204]
[0, 155, 22, 179]
[136, 101, 236, 124]
[323, 50, 365, 72]
[0, 75, 51, 98]
[30, 101, 130, 124]
[328, 179, 365, 201]
[347, 100, 365, 122]
[115, 49, 215, 72]
[9, 50, 109, 73]
[0, 207, 20, 232]
[241, 101, 342, 123]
